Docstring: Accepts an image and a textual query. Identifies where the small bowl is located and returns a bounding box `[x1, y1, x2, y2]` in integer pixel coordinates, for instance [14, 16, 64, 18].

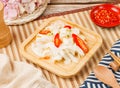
[90, 4, 120, 28]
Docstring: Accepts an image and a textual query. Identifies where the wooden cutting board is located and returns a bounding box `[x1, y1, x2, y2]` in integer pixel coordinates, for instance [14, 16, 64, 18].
[1, 3, 120, 88]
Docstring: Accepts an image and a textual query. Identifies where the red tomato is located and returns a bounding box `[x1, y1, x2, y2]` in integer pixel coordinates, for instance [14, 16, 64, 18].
[72, 34, 89, 53]
[54, 33, 62, 48]
[90, 4, 120, 27]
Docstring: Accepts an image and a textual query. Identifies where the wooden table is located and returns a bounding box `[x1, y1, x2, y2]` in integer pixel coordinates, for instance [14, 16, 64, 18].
[1, 0, 120, 88]
[43, 0, 116, 16]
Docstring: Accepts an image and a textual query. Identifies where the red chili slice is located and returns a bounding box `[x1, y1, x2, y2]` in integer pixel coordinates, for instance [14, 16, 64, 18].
[54, 33, 62, 48]
[72, 34, 89, 53]
[39, 30, 51, 34]
[64, 25, 72, 29]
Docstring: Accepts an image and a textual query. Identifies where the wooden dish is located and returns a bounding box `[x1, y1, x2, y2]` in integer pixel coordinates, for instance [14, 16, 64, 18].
[5, 0, 48, 25]
[20, 17, 102, 78]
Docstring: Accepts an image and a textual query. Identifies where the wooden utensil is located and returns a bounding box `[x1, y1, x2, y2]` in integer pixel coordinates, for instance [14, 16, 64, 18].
[108, 51, 120, 71]
[94, 65, 120, 88]
[109, 61, 120, 71]
[108, 51, 120, 65]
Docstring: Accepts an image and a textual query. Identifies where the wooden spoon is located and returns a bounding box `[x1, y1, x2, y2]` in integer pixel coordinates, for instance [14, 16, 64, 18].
[94, 65, 120, 88]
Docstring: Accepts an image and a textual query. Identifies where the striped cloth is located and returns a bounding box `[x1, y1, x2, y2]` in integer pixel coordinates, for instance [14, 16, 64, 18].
[80, 39, 120, 88]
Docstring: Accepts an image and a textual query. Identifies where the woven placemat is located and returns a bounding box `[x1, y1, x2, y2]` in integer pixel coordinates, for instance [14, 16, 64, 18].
[1, 2, 120, 88]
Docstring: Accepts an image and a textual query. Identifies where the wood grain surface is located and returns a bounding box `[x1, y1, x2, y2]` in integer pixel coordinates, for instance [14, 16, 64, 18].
[43, 0, 117, 16]
[50, 0, 115, 3]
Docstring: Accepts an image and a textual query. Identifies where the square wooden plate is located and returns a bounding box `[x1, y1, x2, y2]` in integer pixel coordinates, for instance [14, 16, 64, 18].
[20, 17, 102, 78]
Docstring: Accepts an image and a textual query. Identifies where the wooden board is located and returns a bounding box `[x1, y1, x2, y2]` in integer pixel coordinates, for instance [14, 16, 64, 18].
[1, 3, 120, 88]
[20, 17, 102, 78]
[50, 0, 114, 3]
[43, 0, 117, 16]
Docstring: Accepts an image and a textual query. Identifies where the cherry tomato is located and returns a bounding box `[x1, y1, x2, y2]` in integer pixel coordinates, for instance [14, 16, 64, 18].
[90, 4, 120, 27]
[54, 33, 62, 48]
[72, 34, 89, 53]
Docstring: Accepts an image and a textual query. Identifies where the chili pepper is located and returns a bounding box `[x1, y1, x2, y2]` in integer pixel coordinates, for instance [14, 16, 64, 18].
[54, 33, 62, 48]
[39, 30, 51, 34]
[64, 25, 72, 29]
[94, 9, 119, 25]
[72, 33, 89, 53]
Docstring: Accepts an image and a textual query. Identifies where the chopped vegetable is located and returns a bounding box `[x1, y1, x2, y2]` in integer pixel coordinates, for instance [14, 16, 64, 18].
[94, 9, 119, 25]
[72, 33, 89, 53]
[64, 25, 72, 29]
[54, 33, 62, 48]
[39, 30, 51, 34]
[2, 0, 45, 20]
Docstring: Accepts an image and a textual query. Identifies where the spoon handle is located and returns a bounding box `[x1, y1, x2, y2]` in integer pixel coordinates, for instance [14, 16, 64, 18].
[112, 83, 120, 88]
[94, 65, 120, 88]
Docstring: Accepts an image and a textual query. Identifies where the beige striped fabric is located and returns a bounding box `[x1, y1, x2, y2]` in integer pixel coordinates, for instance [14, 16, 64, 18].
[1, 4, 120, 88]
